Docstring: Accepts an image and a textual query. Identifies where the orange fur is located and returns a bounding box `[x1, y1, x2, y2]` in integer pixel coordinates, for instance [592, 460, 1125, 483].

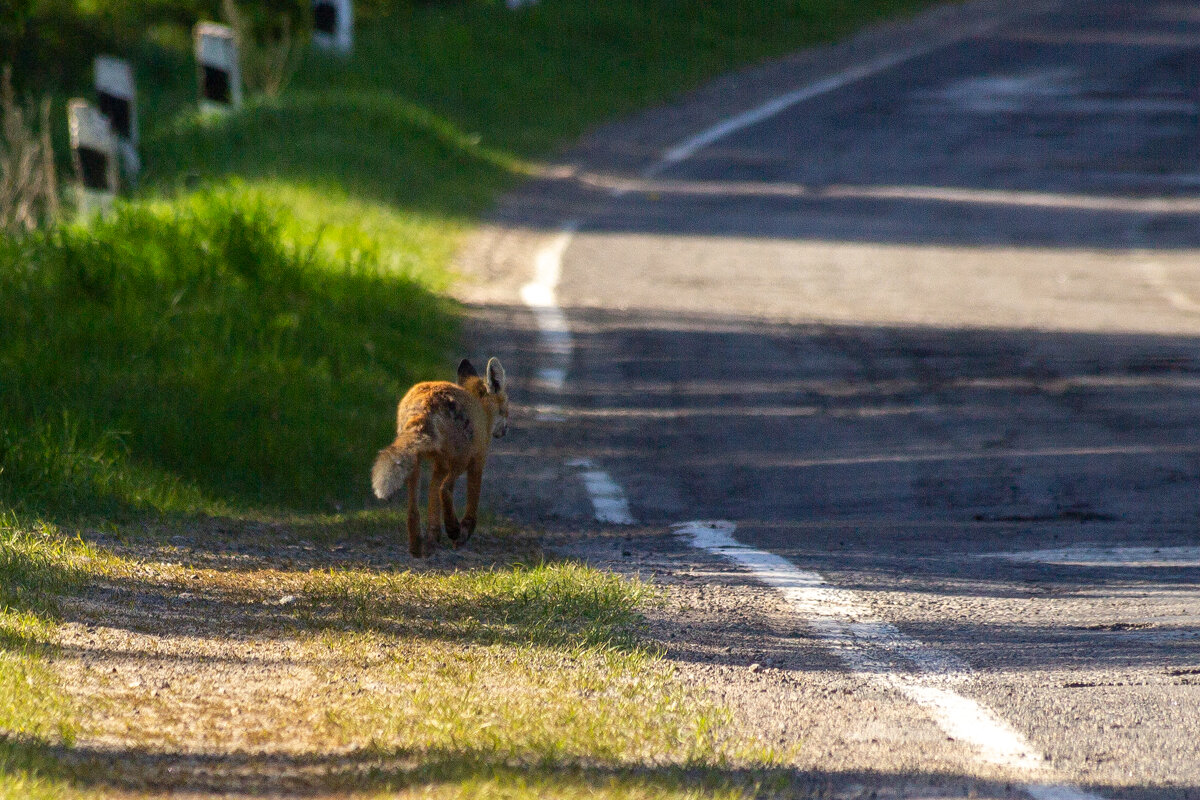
[372, 358, 508, 557]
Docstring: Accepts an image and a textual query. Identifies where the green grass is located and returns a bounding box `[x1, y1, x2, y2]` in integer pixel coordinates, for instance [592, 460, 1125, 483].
[3, 0, 937, 521]
[297, 560, 789, 798]
[0, 522, 791, 798]
[0, 189, 455, 516]
[0, 517, 110, 800]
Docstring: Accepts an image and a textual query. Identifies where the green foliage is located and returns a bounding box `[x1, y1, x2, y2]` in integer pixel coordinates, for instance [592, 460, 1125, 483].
[0, 190, 457, 516]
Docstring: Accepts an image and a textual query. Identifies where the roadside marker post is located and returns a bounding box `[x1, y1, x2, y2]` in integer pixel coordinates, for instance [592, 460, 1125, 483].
[68, 100, 119, 218]
[312, 0, 353, 55]
[93, 55, 140, 179]
[194, 23, 243, 113]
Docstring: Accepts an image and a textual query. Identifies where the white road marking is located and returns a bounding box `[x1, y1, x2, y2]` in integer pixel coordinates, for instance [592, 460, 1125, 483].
[983, 545, 1200, 567]
[654, 43, 965, 174]
[520, 222, 578, 401]
[679, 520, 1105, 800]
[1140, 260, 1200, 315]
[566, 458, 635, 524]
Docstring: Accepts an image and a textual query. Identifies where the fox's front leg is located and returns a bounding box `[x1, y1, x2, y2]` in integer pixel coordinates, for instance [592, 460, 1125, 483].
[405, 465, 423, 558]
[459, 459, 484, 545]
[440, 469, 462, 543]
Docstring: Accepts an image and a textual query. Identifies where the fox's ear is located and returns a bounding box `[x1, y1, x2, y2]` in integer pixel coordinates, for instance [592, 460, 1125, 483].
[457, 359, 478, 383]
[486, 358, 506, 394]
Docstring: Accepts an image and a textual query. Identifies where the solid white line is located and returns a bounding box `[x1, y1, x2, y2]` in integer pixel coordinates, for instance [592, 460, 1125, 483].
[567, 458, 635, 524]
[652, 42, 954, 174]
[678, 520, 1106, 800]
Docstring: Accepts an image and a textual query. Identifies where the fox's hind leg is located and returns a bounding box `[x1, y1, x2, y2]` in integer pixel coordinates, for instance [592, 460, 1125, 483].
[426, 462, 449, 554]
[441, 469, 463, 544]
[405, 463, 423, 558]
[459, 459, 483, 545]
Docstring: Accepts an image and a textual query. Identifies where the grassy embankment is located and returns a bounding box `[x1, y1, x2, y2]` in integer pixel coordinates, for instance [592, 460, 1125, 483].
[0, 1, 936, 797]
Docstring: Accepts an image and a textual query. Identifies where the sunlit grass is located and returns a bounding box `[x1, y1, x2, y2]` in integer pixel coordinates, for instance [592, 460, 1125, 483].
[0, 189, 457, 517]
[0, 518, 104, 800]
[298, 561, 786, 798]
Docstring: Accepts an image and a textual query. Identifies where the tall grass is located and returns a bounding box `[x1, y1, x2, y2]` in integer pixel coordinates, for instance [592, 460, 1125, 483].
[0, 189, 456, 516]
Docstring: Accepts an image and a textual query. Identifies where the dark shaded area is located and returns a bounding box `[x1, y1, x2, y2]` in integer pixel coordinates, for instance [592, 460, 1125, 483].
[95, 90, 130, 139]
[4, 732, 1198, 798]
[463, 301, 1200, 680]
[199, 64, 231, 105]
[73, 145, 110, 190]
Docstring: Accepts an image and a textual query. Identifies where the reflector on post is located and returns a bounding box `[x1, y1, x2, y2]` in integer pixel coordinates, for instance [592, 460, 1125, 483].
[93, 55, 140, 178]
[194, 23, 243, 112]
[68, 100, 119, 218]
[312, 0, 352, 54]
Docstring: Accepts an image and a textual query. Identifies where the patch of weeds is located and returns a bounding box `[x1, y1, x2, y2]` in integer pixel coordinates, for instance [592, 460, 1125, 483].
[299, 560, 783, 798]
[310, 560, 656, 649]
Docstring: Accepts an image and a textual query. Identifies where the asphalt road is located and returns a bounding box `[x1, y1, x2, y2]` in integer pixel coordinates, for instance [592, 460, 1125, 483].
[482, 0, 1200, 796]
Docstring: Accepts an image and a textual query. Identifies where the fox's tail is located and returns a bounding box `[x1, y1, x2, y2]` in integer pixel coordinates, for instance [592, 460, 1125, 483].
[371, 431, 431, 500]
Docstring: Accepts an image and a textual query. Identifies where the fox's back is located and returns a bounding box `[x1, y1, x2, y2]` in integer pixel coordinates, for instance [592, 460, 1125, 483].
[397, 380, 484, 461]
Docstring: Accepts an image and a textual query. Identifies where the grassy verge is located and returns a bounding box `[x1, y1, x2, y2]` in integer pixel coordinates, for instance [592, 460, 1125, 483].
[0, 521, 790, 798]
[0, 189, 455, 517]
[0, 517, 112, 800]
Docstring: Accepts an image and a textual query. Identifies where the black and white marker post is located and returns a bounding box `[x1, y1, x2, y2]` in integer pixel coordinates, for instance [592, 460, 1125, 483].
[194, 23, 243, 113]
[68, 100, 119, 218]
[93, 55, 140, 179]
[312, 0, 352, 55]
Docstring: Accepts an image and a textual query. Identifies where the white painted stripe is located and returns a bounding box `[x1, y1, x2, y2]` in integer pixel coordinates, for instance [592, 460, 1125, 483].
[520, 223, 578, 398]
[678, 520, 1105, 799]
[983, 545, 1200, 567]
[1140, 260, 1200, 315]
[653, 43, 951, 173]
[567, 458, 635, 524]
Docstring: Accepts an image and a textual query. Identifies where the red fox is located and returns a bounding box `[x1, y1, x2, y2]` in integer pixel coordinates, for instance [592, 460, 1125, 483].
[372, 358, 509, 557]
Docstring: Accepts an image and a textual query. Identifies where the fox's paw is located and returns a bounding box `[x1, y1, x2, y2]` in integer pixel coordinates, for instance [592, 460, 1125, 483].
[451, 516, 476, 549]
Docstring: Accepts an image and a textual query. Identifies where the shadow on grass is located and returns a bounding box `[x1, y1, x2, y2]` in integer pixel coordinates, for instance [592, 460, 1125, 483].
[0, 733, 1176, 799]
[58, 524, 648, 653]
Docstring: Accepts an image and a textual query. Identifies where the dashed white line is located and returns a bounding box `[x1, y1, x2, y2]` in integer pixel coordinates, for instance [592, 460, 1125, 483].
[678, 520, 1105, 800]
[520, 222, 578, 400]
[566, 458, 635, 525]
